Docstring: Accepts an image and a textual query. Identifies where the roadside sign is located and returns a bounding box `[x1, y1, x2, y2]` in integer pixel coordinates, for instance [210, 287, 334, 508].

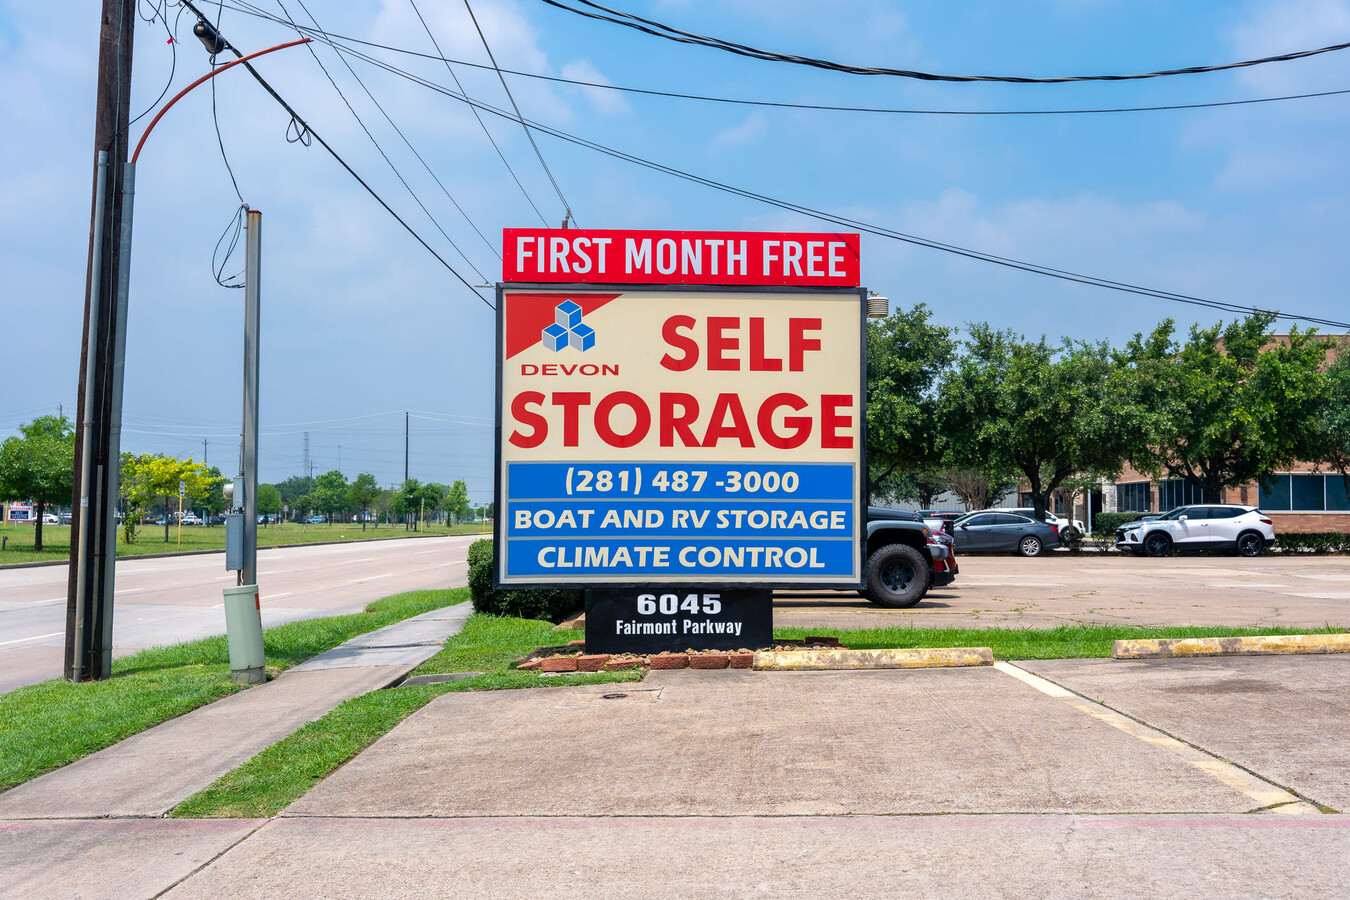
[495, 228, 865, 590]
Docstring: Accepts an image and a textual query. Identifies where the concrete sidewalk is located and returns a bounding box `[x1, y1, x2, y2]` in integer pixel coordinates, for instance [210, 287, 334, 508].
[0, 602, 471, 820]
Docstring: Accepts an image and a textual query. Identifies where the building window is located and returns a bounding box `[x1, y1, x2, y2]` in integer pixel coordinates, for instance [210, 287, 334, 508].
[1259, 474, 1290, 511]
[1115, 481, 1151, 512]
[1259, 474, 1350, 512]
[1157, 479, 1215, 510]
[1292, 474, 1325, 511]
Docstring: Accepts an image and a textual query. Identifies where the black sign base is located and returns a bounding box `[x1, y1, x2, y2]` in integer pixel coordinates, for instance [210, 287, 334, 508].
[585, 587, 773, 654]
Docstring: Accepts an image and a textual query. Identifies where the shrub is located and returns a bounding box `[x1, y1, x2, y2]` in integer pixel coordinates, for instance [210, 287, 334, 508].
[466, 538, 583, 623]
[1060, 528, 1084, 553]
[1091, 512, 1144, 537]
[1275, 532, 1350, 554]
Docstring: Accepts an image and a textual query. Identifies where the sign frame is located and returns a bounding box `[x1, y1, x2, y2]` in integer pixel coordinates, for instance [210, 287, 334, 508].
[492, 281, 869, 592]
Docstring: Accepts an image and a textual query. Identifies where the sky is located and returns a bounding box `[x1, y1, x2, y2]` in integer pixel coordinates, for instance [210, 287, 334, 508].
[2, 0, 1348, 502]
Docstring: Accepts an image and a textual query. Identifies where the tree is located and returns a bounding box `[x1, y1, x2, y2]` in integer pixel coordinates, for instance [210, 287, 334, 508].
[943, 466, 1010, 512]
[940, 325, 1136, 521]
[256, 484, 283, 524]
[396, 478, 422, 530]
[346, 473, 380, 531]
[417, 481, 447, 529]
[443, 479, 470, 523]
[372, 489, 393, 528]
[1313, 348, 1350, 481]
[0, 415, 74, 552]
[313, 470, 349, 524]
[1122, 314, 1334, 499]
[122, 454, 211, 543]
[195, 466, 227, 524]
[275, 474, 315, 520]
[864, 304, 958, 497]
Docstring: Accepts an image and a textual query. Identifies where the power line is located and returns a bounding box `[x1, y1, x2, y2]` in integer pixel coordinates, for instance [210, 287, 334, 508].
[317, 34, 1350, 330]
[288, 0, 500, 263]
[175, 0, 492, 307]
[539, 0, 1350, 85]
[405, 0, 550, 227]
[274, 0, 490, 282]
[214, 4, 1350, 116]
[463, 0, 576, 225]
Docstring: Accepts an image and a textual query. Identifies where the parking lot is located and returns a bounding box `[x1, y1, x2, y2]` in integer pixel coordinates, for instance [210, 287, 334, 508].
[775, 553, 1350, 630]
[78, 654, 1344, 898]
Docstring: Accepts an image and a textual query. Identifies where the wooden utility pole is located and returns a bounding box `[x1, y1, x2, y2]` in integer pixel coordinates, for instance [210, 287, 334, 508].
[66, 0, 135, 681]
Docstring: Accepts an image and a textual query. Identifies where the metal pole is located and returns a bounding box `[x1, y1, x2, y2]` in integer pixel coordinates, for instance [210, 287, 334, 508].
[67, 0, 135, 683]
[242, 209, 261, 587]
[404, 411, 409, 482]
[95, 160, 136, 678]
[70, 151, 108, 684]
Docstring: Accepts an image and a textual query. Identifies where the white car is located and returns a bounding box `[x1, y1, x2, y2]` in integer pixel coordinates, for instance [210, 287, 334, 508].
[179, 513, 202, 526]
[1115, 505, 1275, 558]
[998, 508, 1086, 537]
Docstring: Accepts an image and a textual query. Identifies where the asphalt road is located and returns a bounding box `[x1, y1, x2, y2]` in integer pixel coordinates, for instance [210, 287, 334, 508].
[0, 535, 476, 693]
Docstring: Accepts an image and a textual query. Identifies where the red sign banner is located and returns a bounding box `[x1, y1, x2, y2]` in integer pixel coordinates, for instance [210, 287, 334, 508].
[503, 229, 861, 287]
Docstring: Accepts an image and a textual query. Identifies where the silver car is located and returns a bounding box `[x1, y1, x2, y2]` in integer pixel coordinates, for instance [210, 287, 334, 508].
[1116, 505, 1275, 557]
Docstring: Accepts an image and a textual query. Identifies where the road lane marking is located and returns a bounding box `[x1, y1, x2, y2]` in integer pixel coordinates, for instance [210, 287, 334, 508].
[992, 661, 1312, 815]
[115, 588, 144, 594]
[269, 592, 294, 599]
[347, 573, 397, 584]
[0, 632, 63, 646]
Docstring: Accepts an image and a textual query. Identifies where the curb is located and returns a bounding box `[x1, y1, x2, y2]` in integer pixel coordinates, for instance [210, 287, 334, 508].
[1113, 633, 1350, 660]
[753, 646, 994, 671]
[0, 530, 480, 570]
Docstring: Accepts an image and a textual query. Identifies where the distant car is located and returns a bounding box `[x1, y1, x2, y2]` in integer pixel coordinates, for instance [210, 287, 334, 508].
[257, 514, 276, 524]
[42, 513, 59, 525]
[998, 507, 1085, 537]
[306, 515, 325, 524]
[59, 511, 73, 525]
[951, 511, 1061, 557]
[1116, 505, 1275, 557]
[179, 513, 202, 526]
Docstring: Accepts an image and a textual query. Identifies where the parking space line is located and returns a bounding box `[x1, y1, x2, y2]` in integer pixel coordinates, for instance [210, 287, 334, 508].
[992, 662, 1312, 815]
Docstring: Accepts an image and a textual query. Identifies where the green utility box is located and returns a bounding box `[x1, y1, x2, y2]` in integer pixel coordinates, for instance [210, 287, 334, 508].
[222, 583, 266, 684]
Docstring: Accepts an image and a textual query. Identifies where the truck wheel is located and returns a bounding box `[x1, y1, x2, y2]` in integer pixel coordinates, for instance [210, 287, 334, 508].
[864, 544, 930, 608]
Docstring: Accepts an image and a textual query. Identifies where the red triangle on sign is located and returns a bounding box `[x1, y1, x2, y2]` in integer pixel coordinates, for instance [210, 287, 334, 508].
[504, 292, 621, 360]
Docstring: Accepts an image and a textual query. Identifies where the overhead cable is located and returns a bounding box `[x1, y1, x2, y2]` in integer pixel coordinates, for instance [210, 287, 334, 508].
[276, 0, 491, 281]
[174, 0, 492, 308]
[319, 34, 1350, 330]
[538, 0, 1350, 84]
[212, 4, 1350, 117]
[463, 0, 577, 225]
[406, 0, 551, 227]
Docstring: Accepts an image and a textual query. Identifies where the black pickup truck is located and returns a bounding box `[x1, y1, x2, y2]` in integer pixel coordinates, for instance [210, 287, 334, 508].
[861, 507, 958, 608]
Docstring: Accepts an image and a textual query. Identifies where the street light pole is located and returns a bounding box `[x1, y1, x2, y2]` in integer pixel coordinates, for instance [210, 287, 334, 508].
[241, 209, 261, 587]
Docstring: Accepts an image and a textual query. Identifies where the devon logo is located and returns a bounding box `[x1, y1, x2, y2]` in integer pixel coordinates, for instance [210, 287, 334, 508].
[541, 300, 595, 352]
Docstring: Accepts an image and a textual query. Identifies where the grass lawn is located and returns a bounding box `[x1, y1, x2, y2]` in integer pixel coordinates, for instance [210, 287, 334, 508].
[0, 521, 491, 565]
[773, 623, 1349, 658]
[0, 588, 468, 793]
[172, 613, 641, 818]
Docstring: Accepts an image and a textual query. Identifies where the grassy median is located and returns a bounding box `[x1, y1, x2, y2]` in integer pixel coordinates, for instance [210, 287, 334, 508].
[172, 613, 641, 818]
[773, 623, 1349, 658]
[0, 521, 490, 564]
[0, 588, 468, 793]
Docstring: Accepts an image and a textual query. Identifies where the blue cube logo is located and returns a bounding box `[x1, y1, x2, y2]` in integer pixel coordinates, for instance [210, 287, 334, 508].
[541, 323, 569, 352]
[568, 322, 595, 351]
[542, 301, 595, 352]
[555, 300, 584, 330]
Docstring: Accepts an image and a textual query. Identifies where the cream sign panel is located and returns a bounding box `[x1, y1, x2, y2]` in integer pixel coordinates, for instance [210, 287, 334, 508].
[497, 287, 864, 586]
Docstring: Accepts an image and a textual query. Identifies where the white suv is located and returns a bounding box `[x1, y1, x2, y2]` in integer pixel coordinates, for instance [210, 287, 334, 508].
[1116, 505, 1275, 558]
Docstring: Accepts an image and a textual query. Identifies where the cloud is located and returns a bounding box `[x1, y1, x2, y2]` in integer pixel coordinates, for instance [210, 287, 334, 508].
[1227, 0, 1350, 93]
[707, 112, 768, 152]
[559, 59, 632, 115]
